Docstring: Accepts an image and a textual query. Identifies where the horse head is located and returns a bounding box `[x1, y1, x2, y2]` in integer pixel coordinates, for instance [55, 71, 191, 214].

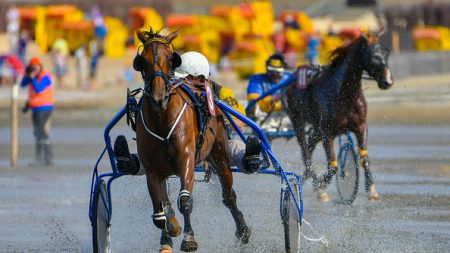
[134, 29, 182, 111]
[360, 32, 394, 90]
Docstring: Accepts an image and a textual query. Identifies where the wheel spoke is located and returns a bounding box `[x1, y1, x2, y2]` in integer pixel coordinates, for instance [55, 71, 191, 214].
[336, 146, 359, 204]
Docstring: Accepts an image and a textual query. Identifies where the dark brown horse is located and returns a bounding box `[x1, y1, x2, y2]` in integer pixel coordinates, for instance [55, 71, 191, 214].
[134, 29, 250, 252]
[286, 32, 394, 201]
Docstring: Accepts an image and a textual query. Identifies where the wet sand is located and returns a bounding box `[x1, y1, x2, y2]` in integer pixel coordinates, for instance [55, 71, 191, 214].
[0, 73, 450, 252]
[0, 121, 449, 252]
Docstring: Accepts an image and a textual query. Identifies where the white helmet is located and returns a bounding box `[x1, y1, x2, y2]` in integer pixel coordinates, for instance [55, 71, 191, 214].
[174, 51, 210, 79]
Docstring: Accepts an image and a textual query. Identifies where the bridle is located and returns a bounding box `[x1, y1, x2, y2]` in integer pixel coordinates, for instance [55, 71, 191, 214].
[360, 42, 389, 82]
[133, 35, 185, 142]
[134, 37, 178, 98]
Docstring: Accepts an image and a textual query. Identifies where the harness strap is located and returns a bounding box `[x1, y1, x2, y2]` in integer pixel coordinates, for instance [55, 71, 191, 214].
[139, 103, 188, 143]
[178, 84, 212, 161]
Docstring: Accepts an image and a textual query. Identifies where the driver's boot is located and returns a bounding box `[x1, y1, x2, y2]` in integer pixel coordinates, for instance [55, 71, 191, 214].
[242, 135, 262, 174]
[114, 135, 142, 175]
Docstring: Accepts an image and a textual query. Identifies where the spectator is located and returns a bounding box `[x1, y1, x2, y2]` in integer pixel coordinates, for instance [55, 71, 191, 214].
[0, 54, 24, 85]
[6, 4, 20, 55]
[20, 57, 54, 166]
[75, 44, 88, 90]
[283, 14, 300, 30]
[88, 39, 101, 89]
[273, 22, 287, 54]
[0, 55, 14, 85]
[51, 38, 69, 87]
[306, 35, 320, 65]
[91, 5, 107, 55]
[18, 30, 30, 65]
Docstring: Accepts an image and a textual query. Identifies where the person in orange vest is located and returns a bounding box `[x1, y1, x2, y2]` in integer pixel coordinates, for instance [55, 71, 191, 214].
[21, 57, 54, 166]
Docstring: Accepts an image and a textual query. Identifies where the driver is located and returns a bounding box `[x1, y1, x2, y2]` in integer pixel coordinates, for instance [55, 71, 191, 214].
[114, 51, 262, 175]
[246, 53, 293, 115]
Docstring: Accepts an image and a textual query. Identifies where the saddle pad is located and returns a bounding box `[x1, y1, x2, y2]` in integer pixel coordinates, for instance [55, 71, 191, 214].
[205, 81, 216, 116]
[296, 66, 309, 91]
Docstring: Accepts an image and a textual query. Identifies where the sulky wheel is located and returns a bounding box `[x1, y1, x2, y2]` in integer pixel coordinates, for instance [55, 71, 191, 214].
[92, 179, 111, 253]
[281, 179, 301, 253]
[336, 143, 359, 204]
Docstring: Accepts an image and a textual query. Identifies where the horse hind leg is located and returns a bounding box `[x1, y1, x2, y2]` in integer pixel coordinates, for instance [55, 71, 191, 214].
[314, 134, 338, 202]
[208, 155, 251, 244]
[293, 122, 316, 181]
[305, 128, 321, 180]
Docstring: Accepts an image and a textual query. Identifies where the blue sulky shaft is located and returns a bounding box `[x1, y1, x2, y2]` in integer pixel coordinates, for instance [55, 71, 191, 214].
[104, 106, 127, 176]
[215, 98, 272, 150]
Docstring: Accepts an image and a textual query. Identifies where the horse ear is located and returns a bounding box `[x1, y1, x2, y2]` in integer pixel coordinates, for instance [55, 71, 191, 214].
[172, 52, 182, 70]
[136, 30, 147, 44]
[165, 29, 181, 43]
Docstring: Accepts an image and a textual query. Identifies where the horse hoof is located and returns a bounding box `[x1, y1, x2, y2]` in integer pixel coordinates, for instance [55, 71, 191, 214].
[301, 169, 313, 181]
[236, 226, 251, 244]
[318, 189, 330, 202]
[160, 244, 172, 253]
[167, 217, 182, 237]
[368, 185, 380, 201]
[180, 234, 198, 252]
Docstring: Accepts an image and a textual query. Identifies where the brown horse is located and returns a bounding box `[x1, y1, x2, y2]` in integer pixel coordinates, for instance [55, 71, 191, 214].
[133, 29, 250, 252]
[286, 32, 394, 201]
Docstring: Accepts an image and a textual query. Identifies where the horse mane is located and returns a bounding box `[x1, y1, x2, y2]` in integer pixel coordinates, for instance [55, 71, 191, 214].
[329, 37, 363, 68]
[328, 33, 378, 69]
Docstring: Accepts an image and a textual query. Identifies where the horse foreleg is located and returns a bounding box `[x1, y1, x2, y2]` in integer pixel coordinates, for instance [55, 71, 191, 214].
[160, 230, 173, 253]
[146, 172, 177, 233]
[159, 179, 181, 251]
[307, 128, 321, 155]
[355, 124, 379, 201]
[177, 154, 198, 252]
